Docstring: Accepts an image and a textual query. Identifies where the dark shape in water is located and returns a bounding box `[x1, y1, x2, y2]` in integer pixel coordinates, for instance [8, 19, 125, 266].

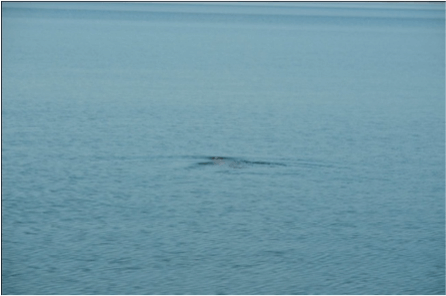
[197, 156, 286, 168]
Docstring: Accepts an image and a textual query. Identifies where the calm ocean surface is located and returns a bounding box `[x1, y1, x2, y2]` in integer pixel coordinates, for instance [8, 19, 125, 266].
[2, 2, 445, 294]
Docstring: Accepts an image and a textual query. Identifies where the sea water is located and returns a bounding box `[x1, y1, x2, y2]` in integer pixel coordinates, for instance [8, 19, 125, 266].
[2, 2, 445, 294]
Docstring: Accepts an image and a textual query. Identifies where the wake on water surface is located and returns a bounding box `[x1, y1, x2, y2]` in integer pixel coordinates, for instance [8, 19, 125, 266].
[195, 156, 287, 168]
[179, 155, 351, 176]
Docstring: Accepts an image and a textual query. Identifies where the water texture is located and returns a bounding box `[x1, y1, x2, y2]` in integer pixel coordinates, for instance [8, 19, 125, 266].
[2, 2, 445, 294]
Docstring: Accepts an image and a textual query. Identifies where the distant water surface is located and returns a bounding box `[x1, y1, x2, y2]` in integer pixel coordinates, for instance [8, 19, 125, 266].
[2, 2, 445, 294]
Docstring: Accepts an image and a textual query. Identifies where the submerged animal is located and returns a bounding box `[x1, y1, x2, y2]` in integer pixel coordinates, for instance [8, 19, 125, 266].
[211, 157, 225, 165]
[197, 156, 285, 168]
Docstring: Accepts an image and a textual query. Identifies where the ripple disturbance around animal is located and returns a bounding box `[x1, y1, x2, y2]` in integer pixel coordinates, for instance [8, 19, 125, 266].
[196, 156, 287, 169]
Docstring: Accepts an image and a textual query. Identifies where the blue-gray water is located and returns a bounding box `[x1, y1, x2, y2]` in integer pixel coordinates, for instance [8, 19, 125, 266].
[2, 2, 445, 294]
